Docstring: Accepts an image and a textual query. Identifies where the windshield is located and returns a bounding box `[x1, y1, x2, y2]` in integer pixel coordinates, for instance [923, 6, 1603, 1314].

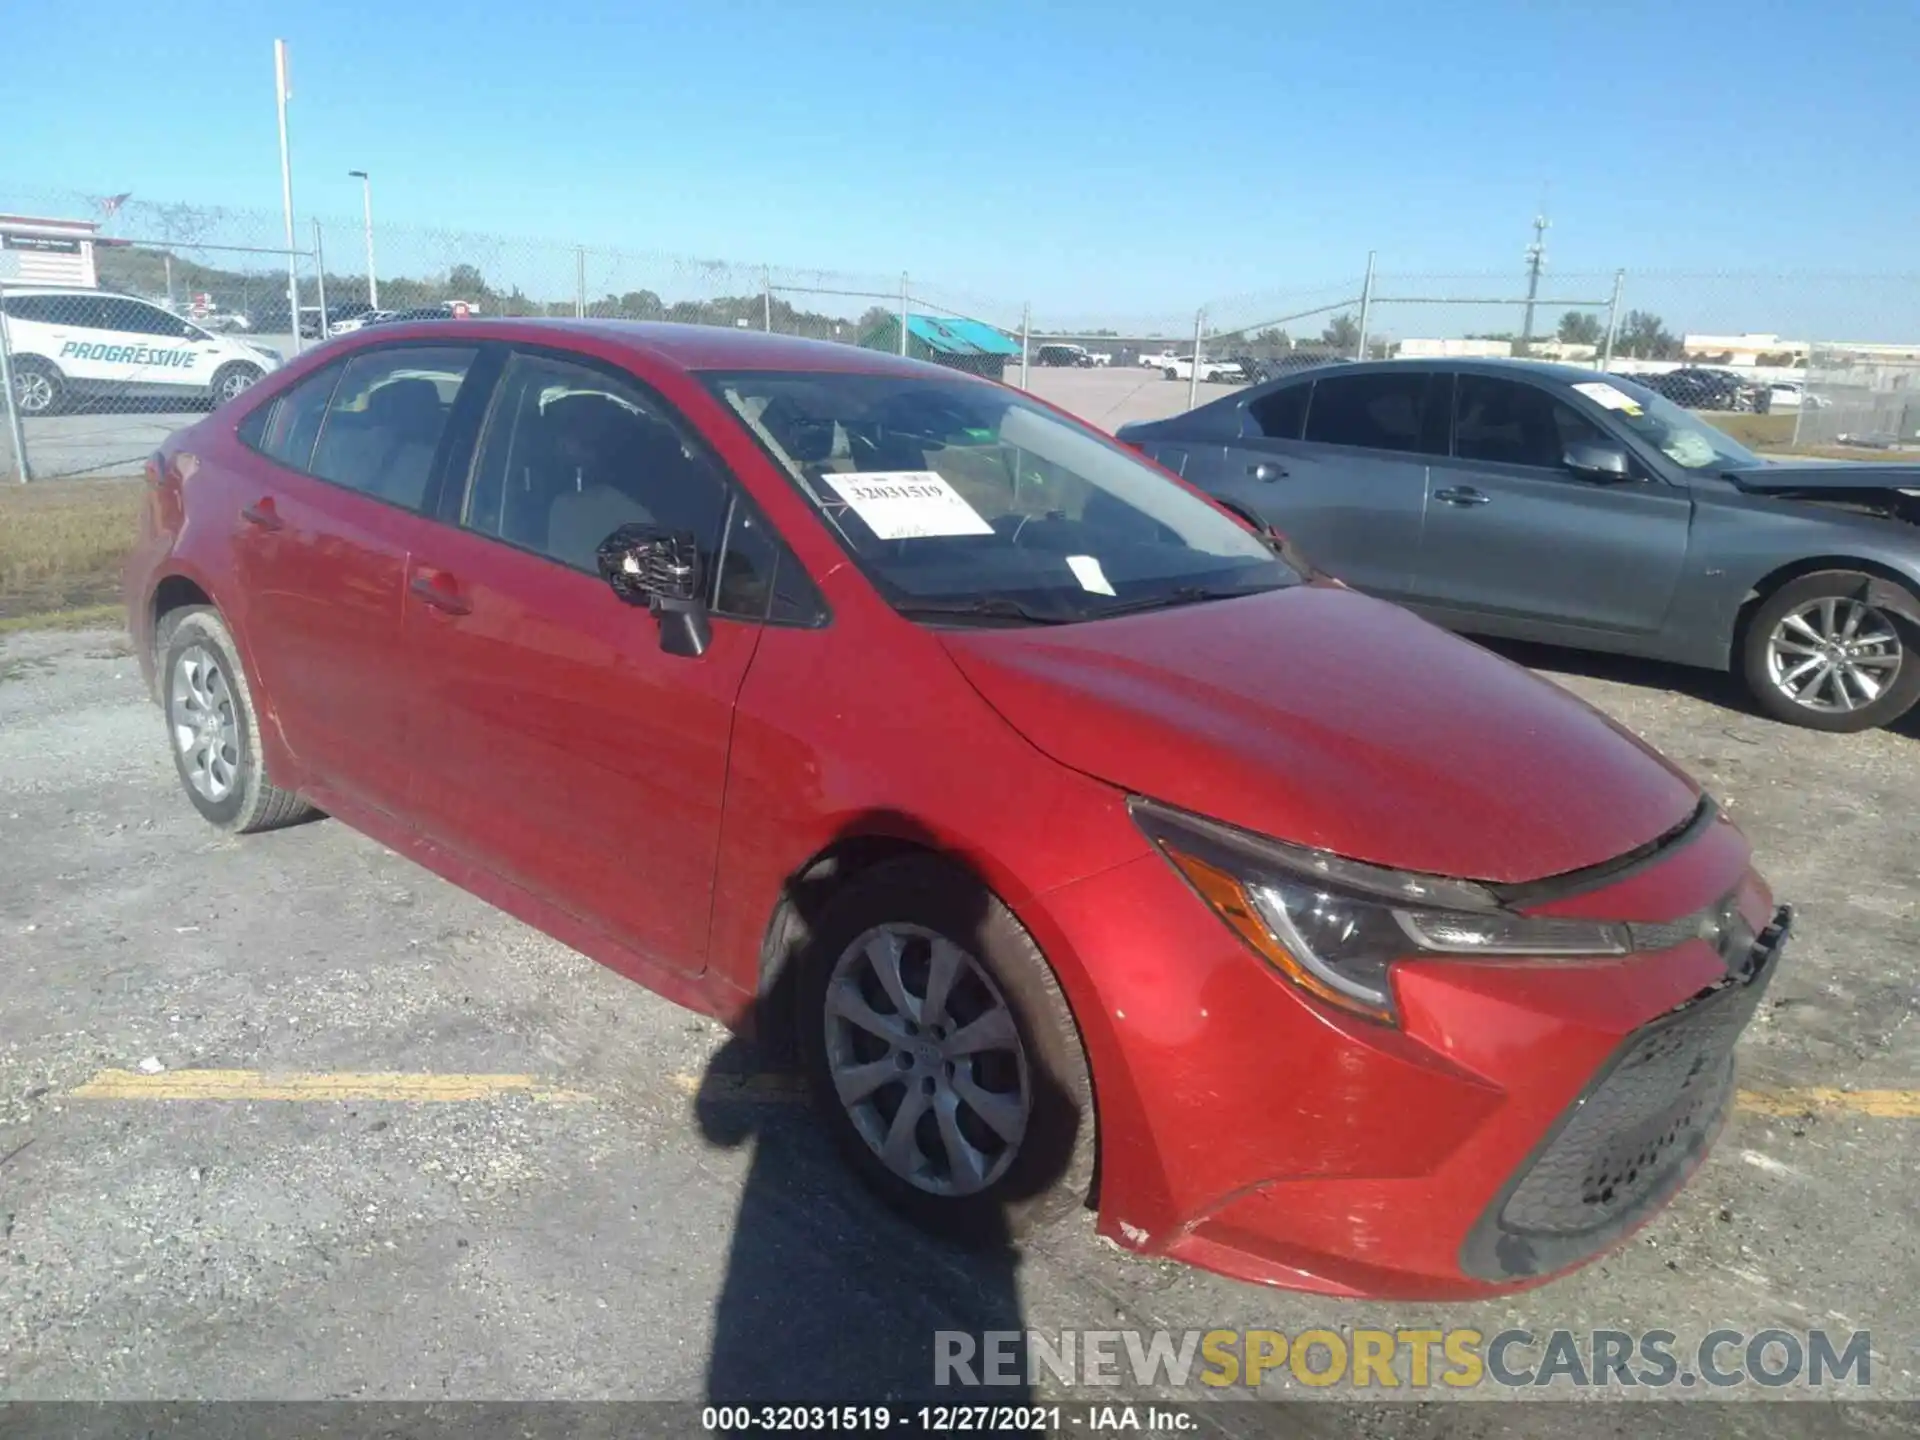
[1580, 375, 1761, 471]
[703, 371, 1296, 623]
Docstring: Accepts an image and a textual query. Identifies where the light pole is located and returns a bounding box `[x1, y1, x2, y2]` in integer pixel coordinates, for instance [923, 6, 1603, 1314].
[348, 169, 377, 308]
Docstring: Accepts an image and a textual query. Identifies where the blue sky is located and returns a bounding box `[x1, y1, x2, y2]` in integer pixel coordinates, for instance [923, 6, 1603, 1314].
[10, 0, 1920, 332]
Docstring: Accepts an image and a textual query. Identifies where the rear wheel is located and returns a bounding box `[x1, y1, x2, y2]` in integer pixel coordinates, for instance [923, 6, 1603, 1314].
[797, 856, 1096, 1242]
[1740, 571, 1920, 731]
[12, 358, 64, 416]
[1163, 367, 1178, 380]
[161, 607, 319, 831]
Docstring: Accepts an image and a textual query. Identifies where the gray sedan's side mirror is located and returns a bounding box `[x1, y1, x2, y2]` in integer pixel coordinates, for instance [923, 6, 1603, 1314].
[1564, 440, 1634, 482]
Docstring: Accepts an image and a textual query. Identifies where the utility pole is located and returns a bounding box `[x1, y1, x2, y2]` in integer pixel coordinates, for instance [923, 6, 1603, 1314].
[1518, 210, 1549, 358]
[348, 170, 377, 307]
[274, 39, 302, 354]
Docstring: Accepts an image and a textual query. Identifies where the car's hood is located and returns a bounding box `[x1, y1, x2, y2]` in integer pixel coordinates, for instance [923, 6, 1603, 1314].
[1728, 461, 1920, 493]
[939, 585, 1701, 885]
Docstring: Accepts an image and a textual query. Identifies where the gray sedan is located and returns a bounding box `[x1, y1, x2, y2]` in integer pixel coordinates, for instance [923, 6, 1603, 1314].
[1117, 358, 1920, 732]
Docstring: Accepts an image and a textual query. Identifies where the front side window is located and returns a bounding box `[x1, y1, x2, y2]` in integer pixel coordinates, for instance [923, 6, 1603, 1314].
[99, 298, 192, 338]
[1583, 375, 1762, 471]
[704, 371, 1293, 625]
[463, 351, 730, 575]
[1302, 372, 1436, 454]
[307, 346, 476, 510]
[1453, 374, 1605, 469]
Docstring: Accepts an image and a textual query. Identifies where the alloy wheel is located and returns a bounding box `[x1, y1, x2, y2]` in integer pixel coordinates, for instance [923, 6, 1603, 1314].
[15, 371, 54, 415]
[1766, 597, 1903, 714]
[822, 923, 1031, 1196]
[217, 370, 258, 402]
[170, 644, 241, 802]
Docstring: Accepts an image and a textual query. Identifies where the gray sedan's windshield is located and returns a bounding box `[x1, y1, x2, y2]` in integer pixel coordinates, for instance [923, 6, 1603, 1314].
[704, 371, 1297, 623]
[1589, 375, 1762, 470]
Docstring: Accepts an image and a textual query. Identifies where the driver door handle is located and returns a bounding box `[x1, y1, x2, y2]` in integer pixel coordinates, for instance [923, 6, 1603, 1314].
[240, 498, 283, 531]
[1434, 486, 1492, 507]
[409, 569, 472, 615]
[1247, 462, 1289, 481]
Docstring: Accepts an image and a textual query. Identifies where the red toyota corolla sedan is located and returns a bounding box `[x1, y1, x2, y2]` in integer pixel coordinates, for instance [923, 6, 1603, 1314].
[124, 320, 1790, 1298]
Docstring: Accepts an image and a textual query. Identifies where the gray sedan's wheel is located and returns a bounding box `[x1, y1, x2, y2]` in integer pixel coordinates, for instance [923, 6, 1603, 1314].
[1741, 572, 1920, 732]
[160, 607, 319, 831]
[798, 856, 1095, 1241]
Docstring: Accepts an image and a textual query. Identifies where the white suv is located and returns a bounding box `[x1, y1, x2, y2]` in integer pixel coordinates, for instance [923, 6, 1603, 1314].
[1, 288, 282, 415]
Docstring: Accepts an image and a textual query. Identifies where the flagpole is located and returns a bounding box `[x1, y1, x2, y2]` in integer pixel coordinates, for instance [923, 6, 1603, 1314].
[275, 39, 302, 355]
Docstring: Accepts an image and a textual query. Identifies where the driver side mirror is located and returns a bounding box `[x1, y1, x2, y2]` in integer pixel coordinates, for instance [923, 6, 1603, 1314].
[1563, 440, 1635, 483]
[595, 523, 711, 658]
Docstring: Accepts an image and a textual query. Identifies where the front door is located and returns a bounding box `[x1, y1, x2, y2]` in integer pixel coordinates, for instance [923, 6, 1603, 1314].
[403, 348, 762, 975]
[1411, 372, 1692, 635]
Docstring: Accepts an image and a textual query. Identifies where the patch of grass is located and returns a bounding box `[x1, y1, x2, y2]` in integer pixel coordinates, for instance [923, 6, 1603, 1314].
[0, 603, 127, 636]
[0, 481, 143, 622]
[1699, 412, 1795, 449]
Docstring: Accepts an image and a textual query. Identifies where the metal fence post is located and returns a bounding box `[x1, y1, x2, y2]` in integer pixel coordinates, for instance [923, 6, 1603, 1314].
[763, 267, 773, 332]
[1019, 302, 1031, 390]
[575, 247, 587, 319]
[898, 273, 910, 357]
[0, 293, 29, 482]
[312, 220, 329, 338]
[1355, 250, 1377, 360]
[275, 39, 303, 355]
[1599, 269, 1625, 372]
[1188, 308, 1204, 410]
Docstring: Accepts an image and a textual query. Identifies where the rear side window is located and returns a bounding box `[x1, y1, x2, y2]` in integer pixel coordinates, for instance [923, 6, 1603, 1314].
[254, 365, 344, 472]
[1303, 372, 1435, 454]
[1246, 384, 1308, 439]
[711, 492, 826, 625]
[308, 346, 477, 511]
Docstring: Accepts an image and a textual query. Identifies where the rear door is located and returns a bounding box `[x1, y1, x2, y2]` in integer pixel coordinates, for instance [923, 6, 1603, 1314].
[1410, 371, 1692, 635]
[229, 342, 482, 810]
[1182, 369, 1440, 597]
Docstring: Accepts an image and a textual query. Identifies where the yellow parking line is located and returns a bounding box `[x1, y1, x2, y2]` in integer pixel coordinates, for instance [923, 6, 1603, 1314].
[69, 1070, 589, 1103]
[1738, 1087, 1920, 1118]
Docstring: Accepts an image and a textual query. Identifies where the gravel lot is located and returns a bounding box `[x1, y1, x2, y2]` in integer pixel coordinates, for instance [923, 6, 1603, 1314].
[1, 618, 1914, 1429]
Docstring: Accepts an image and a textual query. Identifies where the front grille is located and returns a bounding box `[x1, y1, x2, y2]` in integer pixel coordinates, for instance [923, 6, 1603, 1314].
[1460, 905, 1789, 1282]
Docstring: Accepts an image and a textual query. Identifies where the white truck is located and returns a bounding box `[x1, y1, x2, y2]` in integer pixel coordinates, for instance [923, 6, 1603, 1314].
[1160, 355, 1245, 383]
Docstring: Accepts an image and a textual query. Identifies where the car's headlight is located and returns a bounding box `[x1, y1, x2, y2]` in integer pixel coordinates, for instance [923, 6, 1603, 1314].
[1132, 800, 1631, 1024]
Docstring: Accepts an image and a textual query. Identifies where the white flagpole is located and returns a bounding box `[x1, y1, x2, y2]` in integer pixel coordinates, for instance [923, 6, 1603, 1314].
[275, 39, 303, 355]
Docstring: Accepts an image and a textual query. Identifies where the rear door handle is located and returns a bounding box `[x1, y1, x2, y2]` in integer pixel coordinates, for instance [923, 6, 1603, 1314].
[1434, 486, 1492, 506]
[1247, 462, 1289, 481]
[240, 498, 283, 531]
[409, 570, 472, 616]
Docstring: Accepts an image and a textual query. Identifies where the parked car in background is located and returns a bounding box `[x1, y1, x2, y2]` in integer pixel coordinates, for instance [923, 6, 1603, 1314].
[124, 321, 1788, 1298]
[1238, 352, 1352, 385]
[363, 304, 458, 327]
[1764, 381, 1830, 411]
[1162, 355, 1246, 383]
[328, 309, 394, 335]
[1137, 349, 1179, 370]
[1035, 343, 1095, 368]
[1640, 367, 1757, 412]
[1119, 358, 1920, 731]
[1, 286, 282, 415]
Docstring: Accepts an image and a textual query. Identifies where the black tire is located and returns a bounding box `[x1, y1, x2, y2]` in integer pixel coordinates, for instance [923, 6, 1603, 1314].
[1739, 570, 1920, 732]
[796, 856, 1096, 1242]
[159, 606, 319, 832]
[11, 358, 65, 416]
[209, 362, 264, 408]
[1163, 367, 1178, 381]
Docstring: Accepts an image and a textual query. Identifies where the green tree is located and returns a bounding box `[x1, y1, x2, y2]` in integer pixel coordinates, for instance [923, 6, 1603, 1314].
[1321, 312, 1360, 351]
[445, 263, 493, 299]
[1616, 310, 1679, 359]
[1556, 311, 1603, 345]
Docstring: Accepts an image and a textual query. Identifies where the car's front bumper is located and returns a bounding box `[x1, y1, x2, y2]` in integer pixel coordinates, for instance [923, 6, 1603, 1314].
[1025, 805, 1782, 1299]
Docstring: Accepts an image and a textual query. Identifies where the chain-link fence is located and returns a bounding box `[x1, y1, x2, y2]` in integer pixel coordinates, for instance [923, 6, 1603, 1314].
[7, 181, 1920, 481]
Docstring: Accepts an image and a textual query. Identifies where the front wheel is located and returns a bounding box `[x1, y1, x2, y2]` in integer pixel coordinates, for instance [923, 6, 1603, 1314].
[161, 607, 319, 831]
[1740, 571, 1920, 731]
[797, 856, 1096, 1242]
[209, 362, 264, 407]
[1163, 367, 1178, 380]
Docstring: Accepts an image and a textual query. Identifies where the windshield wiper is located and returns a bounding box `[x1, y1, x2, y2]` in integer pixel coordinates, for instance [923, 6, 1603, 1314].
[892, 596, 1075, 626]
[1088, 584, 1273, 620]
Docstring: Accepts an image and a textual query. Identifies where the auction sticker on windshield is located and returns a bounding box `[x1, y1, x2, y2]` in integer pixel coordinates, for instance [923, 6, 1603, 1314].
[825, 471, 994, 540]
[1572, 381, 1645, 416]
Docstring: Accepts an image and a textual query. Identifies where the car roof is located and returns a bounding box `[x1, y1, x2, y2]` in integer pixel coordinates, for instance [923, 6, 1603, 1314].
[1256, 356, 1631, 386]
[323, 317, 959, 379]
[3, 285, 155, 300]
